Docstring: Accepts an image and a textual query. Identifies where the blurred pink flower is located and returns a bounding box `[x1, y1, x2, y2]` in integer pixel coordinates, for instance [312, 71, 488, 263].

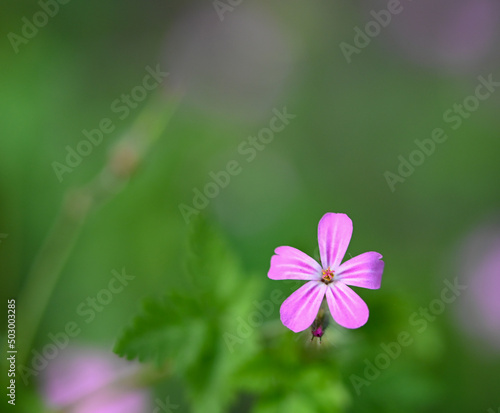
[371, 0, 500, 73]
[268, 213, 384, 332]
[454, 220, 500, 351]
[40, 348, 150, 413]
[163, 5, 296, 122]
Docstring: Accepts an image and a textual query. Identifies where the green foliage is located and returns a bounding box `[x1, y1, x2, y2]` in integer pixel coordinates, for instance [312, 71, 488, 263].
[235, 328, 350, 413]
[114, 216, 262, 412]
[113, 293, 208, 368]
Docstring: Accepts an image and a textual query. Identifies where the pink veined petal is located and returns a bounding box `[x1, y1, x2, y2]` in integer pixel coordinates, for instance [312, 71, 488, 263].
[326, 282, 369, 329]
[280, 281, 327, 332]
[336, 252, 384, 289]
[318, 213, 353, 270]
[268, 246, 322, 280]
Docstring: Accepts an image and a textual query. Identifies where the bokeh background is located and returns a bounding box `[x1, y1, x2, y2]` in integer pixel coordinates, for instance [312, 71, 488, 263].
[1, 0, 500, 412]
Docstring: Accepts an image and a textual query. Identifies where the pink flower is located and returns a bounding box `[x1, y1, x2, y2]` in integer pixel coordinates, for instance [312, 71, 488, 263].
[453, 220, 500, 351]
[40, 347, 150, 413]
[268, 213, 384, 332]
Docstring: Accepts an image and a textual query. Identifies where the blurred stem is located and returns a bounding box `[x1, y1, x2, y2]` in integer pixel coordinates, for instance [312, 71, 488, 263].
[17, 91, 181, 369]
[16, 208, 83, 370]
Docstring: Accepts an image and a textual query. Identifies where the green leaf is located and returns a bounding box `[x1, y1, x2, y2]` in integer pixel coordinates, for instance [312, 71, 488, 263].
[114, 216, 263, 412]
[113, 295, 207, 369]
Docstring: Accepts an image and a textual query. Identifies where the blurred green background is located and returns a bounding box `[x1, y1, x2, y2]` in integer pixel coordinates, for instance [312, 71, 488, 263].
[1, 0, 500, 412]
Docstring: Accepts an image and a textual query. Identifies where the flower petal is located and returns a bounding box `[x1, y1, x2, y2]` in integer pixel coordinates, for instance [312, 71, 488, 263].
[318, 213, 353, 269]
[268, 246, 322, 280]
[326, 282, 369, 329]
[336, 252, 384, 289]
[280, 281, 327, 332]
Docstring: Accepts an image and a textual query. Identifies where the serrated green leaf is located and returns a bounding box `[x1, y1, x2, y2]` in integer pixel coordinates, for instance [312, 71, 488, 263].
[113, 296, 207, 369]
[114, 216, 264, 412]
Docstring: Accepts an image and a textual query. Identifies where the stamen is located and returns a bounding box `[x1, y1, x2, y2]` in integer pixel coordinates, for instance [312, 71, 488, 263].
[321, 267, 334, 283]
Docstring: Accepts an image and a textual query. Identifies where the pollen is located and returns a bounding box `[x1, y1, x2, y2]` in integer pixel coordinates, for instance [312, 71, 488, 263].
[321, 267, 334, 283]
